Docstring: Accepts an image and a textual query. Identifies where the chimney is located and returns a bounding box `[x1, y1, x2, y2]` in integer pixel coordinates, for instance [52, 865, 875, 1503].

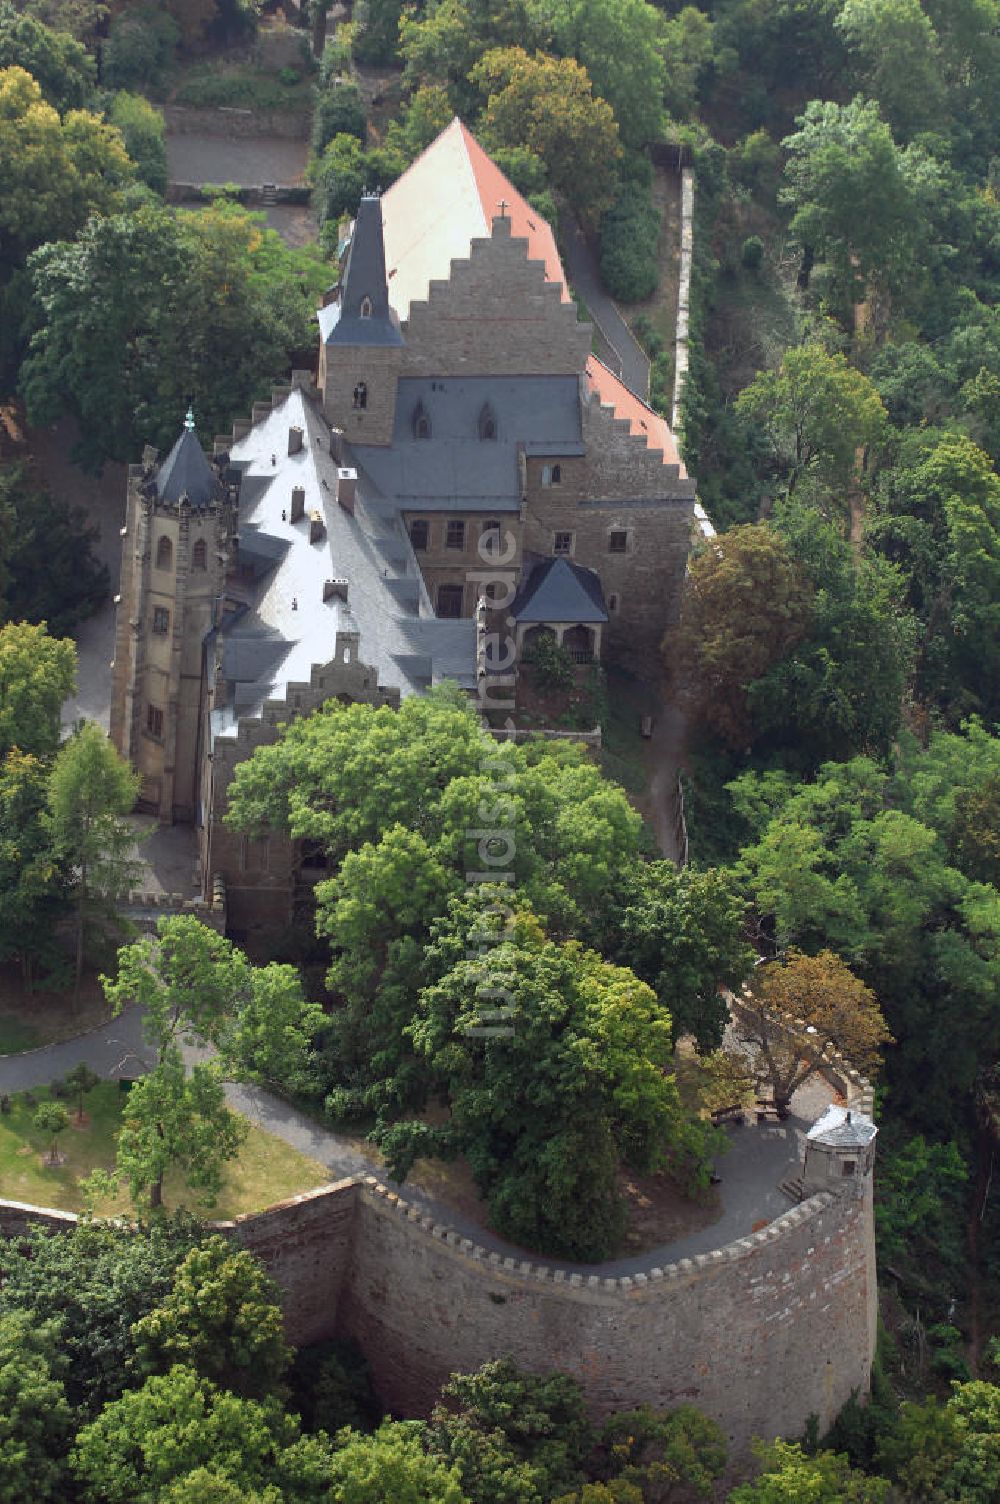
[290, 486, 306, 522]
[309, 510, 326, 544]
[323, 579, 349, 602]
[288, 425, 304, 456]
[337, 468, 357, 513]
[329, 428, 345, 463]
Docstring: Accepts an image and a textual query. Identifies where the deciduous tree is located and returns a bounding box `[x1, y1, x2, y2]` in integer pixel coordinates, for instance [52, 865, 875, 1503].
[397, 920, 715, 1259]
[735, 343, 888, 500]
[780, 96, 925, 304]
[47, 720, 140, 999]
[471, 48, 621, 221]
[0, 748, 66, 985]
[71, 1365, 334, 1504]
[0, 1312, 72, 1504]
[132, 1237, 290, 1400]
[540, 0, 665, 148]
[0, 620, 75, 760]
[729, 1440, 890, 1501]
[0, 67, 130, 277]
[608, 862, 753, 1052]
[663, 524, 813, 749]
[735, 949, 890, 1115]
[110, 1050, 246, 1211]
[327, 1422, 469, 1503]
[22, 201, 326, 471]
[0, 3, 94, 111]
[33, 1100, 69, 1165]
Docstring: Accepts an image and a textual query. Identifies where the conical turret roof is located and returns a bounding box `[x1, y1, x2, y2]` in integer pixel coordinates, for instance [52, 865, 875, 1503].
[324, 195, 403, 348]
[156, 414, 219, 507]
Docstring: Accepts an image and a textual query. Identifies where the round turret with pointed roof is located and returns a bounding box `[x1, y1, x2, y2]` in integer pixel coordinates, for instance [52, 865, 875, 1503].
[155, 411, 221, 508]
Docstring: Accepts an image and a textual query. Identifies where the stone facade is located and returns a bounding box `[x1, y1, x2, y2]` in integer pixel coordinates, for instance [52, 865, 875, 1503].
[198, 632, 398, 939]
[112, 126, 703, 931]
[110, 456, 235, 823]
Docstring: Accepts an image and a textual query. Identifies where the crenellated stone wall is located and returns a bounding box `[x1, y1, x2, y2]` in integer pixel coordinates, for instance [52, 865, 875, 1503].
[1, 1171, 874, 1474]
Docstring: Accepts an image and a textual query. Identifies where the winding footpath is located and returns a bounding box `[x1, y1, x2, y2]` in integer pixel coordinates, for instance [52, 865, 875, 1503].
[0, 1011, 830, 1280]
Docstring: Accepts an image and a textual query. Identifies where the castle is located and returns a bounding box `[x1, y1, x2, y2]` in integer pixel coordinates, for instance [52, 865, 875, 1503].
[110, 119, 705, 936]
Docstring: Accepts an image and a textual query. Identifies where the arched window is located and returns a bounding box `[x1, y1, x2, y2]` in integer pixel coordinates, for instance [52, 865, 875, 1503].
[413, 401, 431, 440]
[478, 403, 497, 441]
[353, 381, 367, 410]
[359, 295, 373, 319]
[192, 538, 207, 570]
[155, 535, 173, 571]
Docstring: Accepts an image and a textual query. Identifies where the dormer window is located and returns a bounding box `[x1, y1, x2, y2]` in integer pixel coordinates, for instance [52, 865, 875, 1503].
[413, 401, 431, 440]
[359, 295, 373, 319]
[478, 403, 497, 441]
[353, 382, 367, 410]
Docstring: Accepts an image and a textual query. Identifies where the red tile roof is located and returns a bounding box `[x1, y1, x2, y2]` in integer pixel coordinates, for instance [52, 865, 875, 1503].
[457, 121, 570, 301]
[585, 356, 686, 474]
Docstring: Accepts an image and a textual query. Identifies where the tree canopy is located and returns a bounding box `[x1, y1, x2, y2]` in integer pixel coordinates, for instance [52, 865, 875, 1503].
[21, 201, 327, 470]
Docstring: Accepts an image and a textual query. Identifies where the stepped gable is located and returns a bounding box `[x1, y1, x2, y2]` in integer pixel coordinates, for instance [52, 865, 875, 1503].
[585, 355, 687, 474]
[379, 117, 569, 320]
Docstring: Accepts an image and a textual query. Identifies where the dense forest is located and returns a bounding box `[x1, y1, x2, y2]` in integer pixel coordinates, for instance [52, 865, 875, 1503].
[1, 0, 1000, 1495]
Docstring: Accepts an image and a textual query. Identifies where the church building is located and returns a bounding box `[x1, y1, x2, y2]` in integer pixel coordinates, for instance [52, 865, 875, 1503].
[110, 118, 701, 937]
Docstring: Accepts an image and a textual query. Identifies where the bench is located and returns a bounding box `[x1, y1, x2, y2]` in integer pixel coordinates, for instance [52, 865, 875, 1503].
[710, 1103, 745, 1126]
[755, 1099, 783, 1123]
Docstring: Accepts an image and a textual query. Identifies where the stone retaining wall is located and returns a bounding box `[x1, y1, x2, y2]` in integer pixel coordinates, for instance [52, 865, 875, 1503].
[0, 1166, 875, 1470]
[163, 104, 311, 140]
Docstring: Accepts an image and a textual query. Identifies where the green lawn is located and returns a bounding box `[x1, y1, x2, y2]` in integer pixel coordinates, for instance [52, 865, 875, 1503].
[601, 667, 657, 796]
[0, 1083, 331, 1219]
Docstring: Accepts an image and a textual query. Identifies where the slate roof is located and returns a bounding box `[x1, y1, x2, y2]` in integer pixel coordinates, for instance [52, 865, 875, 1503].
[322, 195, 404, 349]
[511, 557, 608, 624]
[321, 120, 692, 486]
[353, 375, 581, 512]
[806, 1106, 877, 1149]
[211, 388, 477, 744]
[156, 425, 220, 507]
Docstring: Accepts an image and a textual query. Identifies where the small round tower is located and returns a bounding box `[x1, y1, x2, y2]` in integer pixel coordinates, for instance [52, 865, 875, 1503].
[802, 1104, 877, 1198]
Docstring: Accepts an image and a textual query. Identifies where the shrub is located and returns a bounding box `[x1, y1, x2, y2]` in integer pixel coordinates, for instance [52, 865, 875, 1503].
[319, 36, 351, 83]
[312, 79, 366, 153]
[599, 179, 661, 303]
[109, 92, 168, 195]
[741, 234, 764, 270]
[350, 0, 403, 64]
[522, 634, 575, 691]
[103, 5, 178, 91]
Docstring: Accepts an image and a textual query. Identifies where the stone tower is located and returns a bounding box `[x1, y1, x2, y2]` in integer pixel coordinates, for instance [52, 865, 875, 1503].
[110, 413, 237, 823]
[802, 1105, 878, 1197]
[318, 194, 404, 446]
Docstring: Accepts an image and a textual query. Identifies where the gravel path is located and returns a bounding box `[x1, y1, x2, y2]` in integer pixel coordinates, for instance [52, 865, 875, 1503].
[0, 1008, 148, 1093]
[165, 134, 308, 187]
[563, 219, 651, 400]
[0, 1011, 833, 1277]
